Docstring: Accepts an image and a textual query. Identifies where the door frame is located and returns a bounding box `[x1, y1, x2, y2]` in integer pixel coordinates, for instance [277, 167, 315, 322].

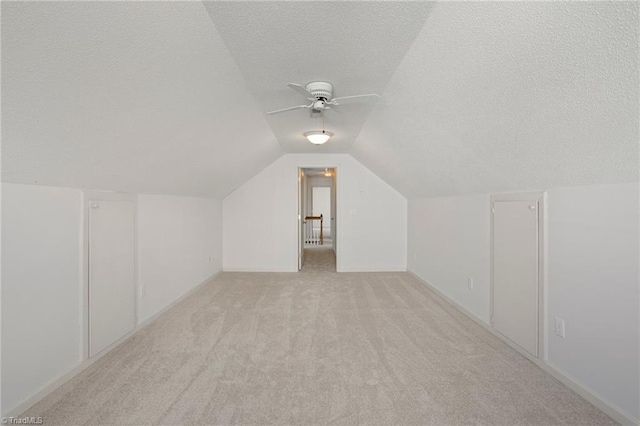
[297, 165, 339, 271]
[81, 191, 138, 360]
[490, 191, 547, 361]
[298, 169, 304, 270]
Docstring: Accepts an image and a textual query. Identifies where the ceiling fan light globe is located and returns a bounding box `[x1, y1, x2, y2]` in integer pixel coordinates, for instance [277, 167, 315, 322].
[304, 131, 332, 145]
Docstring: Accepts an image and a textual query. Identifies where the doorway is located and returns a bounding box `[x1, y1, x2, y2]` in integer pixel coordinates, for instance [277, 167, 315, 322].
[491, 192, 546, 359]
[298, 167, 337, 272]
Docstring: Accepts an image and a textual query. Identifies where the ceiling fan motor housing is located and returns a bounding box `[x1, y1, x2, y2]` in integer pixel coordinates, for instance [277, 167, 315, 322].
[305, 81, 333, 101]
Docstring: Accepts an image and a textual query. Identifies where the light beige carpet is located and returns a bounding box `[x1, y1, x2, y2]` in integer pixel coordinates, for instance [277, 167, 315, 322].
[302, 247, 336, 272]
[23, 272, 615, 425]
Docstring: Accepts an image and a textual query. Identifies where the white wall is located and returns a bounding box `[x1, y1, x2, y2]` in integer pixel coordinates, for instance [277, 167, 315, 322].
[1, 180, 3, 418]
[137, 194, 222, 324]
[1, 185, 222, 415]
[407, 182, 639, 422]
[407, 194, 491, 323]
[223, 154, 407, 272]
[546, 182, 639, 420]
[2, 183, 83, 414]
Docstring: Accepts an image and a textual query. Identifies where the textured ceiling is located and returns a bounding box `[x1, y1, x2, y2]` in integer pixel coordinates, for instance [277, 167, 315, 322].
[2, 1, 638, 199]
[203, 1, 433, 153]
[352, 1, 639, 197]
[2, 1, 282, 198]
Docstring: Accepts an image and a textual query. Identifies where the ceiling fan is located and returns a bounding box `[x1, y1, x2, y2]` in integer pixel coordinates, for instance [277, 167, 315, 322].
[266, 81, 381, 116]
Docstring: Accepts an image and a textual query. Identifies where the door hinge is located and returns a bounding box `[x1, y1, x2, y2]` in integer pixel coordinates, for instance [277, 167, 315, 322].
[491, 207, 495, 214]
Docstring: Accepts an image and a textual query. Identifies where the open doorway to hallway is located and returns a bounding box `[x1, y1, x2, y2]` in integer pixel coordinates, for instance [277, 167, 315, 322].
[298, 167, 336, 272]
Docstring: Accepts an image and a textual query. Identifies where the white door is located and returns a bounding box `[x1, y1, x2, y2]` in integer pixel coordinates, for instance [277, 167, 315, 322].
[312, 187, 331, 236]
[89, 200, 136, 357]
[492, 200, 539, 356]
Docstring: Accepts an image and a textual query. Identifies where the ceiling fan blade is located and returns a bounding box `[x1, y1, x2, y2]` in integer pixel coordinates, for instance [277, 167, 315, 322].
[330, 94, 381, 105]
[327, 104, 342, 114]
[287, 83, 313, 100]
[266, 104, 310, 115]
[324, 107, 344, 124]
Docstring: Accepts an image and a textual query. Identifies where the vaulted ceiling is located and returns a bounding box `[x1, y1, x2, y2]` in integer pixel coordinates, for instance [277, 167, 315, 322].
[353, 1, 639, 197]
[203, 1, 433, 154]
[2, 1, 638, 198]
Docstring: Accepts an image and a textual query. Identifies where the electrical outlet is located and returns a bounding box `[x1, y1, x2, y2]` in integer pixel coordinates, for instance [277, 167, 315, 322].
[467, 277, 474, 290]
[554, 317, 565, 338]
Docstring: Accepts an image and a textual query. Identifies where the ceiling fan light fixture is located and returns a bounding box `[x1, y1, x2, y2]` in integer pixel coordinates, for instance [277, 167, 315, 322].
[304, 130, 332, 145]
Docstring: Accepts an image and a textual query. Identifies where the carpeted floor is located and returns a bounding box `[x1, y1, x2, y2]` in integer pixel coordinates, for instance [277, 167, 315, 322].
[302, 247, 336, 272]
[23, 272, 615, 425]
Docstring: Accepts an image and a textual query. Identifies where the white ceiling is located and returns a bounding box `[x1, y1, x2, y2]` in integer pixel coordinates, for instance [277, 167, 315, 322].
[352, 1, 639, 197]
[2, 1, 637, 199]
[203, 1, 433, 153]
[2, 1, 282, 198]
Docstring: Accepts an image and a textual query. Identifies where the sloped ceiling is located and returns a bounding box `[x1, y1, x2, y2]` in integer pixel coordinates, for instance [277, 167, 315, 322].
[203, 1, 433, 153]
[2, 1, 638, 199]
[352, 1, 639, 197]
[2, 1, 282, 198]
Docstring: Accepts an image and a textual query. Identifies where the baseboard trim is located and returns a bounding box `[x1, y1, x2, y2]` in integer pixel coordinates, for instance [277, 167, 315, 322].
[5, 271, 222, 418]
[223, 267, 407, 273]
[338, 267, 407, 272]
[541, 362, 638, 426]
[136, 270, 222, 329]
[407, 271, 490, 328]
[407, 271, 638, 426]
[223, 267, 298, 272]
[5, 358, 95, 418]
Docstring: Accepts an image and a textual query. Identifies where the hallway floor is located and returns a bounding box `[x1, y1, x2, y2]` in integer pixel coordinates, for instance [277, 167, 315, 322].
[23, 272, 614, 425]
[301, 246, 336, 273]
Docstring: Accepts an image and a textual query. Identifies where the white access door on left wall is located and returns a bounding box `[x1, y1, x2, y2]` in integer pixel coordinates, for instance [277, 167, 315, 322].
[89, 199, 136, 358]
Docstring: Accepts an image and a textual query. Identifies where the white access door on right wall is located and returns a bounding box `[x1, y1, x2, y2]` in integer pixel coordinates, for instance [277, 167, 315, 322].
[492, 196, 543, 357]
